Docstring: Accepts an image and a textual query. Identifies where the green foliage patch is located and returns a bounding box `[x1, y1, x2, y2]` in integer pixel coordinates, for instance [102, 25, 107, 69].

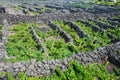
[6, 23, 44, 62]
[6, 20, 119, 62]
[95, 0, 120, 5]
[75, 21, 111, 46]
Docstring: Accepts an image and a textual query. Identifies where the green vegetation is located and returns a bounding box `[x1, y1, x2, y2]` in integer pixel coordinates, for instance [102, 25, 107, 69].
[5, 20, 119, 62]
[36, 27, 75, 59]
[72, 2, 95, 9]
[54, 21, 105, 52]
[75, 21, 111, 46]
[4, 61, 120, 80]
[0, 25, 2, 41]
[0, 25, 2, 31]
[118, 50, 120, 54]
[95, 0, 120, 5]
[2, 16, 120, 80]
[6, 23, 77, 62]
[6, 23, 44, 62]
[100, 20, 120, 39]
[90, 19, 120, 39]
[12, 6, 23, 11]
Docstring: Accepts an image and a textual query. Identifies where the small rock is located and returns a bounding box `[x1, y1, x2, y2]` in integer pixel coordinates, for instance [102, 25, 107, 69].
[30, 59, 36, 64]
[0, 63, 4, 68]
[44, 64, 50, 70]
[15, 68, 19, 72]
[0, 68, 3, 71]
[19, 66, 26, 72]
[13, 62, 22, 68]
[29, 65, 35, 70]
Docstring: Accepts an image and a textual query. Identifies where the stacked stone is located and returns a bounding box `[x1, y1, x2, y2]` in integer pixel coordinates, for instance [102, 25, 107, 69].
[0, 43, 6, 61]
[30, 27, 47, 53]
[45, 4, 64, 10]
[0, 19, 9, 61]
[0, 41, 119, 77]
[48, 20, 73, 42]
[89, 19, 115, 29]
[105, 42, 120, 66]
[78, 19, 103, 32]
[0, 6, 6, 13]
[108, 18, 120, 23]
[106, 20, 120, 26]
[87, 19, 116, 40]
[66, 21, 88, 38]
[0, 10, 120, 25]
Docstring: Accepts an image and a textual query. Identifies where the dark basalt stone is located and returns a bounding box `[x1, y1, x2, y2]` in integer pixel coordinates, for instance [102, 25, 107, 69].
[0, 6, 6, 13]
[22, 9, 28, 14]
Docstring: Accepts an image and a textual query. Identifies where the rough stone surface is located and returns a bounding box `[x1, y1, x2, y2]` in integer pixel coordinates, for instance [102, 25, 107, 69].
[30, 27, 47, 53]
[66, 21, 88, 38]
[0, 19, 9, 60]
[48, 20, 73, 42]
[0, 12, 120, 77]
[0, 10, 120, 25]
[0, 41, 119, 76]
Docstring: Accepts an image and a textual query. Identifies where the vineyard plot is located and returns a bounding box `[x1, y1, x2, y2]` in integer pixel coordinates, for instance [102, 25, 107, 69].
[35, 25, 75, 59]
[0, 1, 120, 79]
[6, 23, 44, 62]
[6, 23, 77, 61]
[88, 19, 120, 40]
[5, 19, 120, 62]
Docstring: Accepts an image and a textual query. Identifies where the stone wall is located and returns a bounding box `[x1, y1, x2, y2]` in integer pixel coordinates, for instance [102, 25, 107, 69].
[66, 21, 88, 38]
[0, 41, 119, 77]
[78, 19, 103, 32]
[89, 19, 115, 29]
[48, 20, 73, 42]
[78, 19, 116, 40]
[30, 27, 47, 53]
[0, 10, 120, 25]
[0, 11, 120, 78]
[0, 19, 8, 61]
[0, 7, 6, 13]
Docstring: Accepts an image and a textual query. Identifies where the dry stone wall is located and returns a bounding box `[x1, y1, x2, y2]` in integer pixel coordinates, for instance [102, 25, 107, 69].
[48, 20, 73, 42]
[66, 21, 88, 38]
[0, 41, 120, 77]
[30, 27, 47, 53]
[89, 19, 115, 29]
[0, 10, 120, 25]
[0, 19, 9, 61]
[0, 11, 120, 77]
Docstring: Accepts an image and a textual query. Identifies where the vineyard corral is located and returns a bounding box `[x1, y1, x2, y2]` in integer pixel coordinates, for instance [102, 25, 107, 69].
[0, 1, 120, 79]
